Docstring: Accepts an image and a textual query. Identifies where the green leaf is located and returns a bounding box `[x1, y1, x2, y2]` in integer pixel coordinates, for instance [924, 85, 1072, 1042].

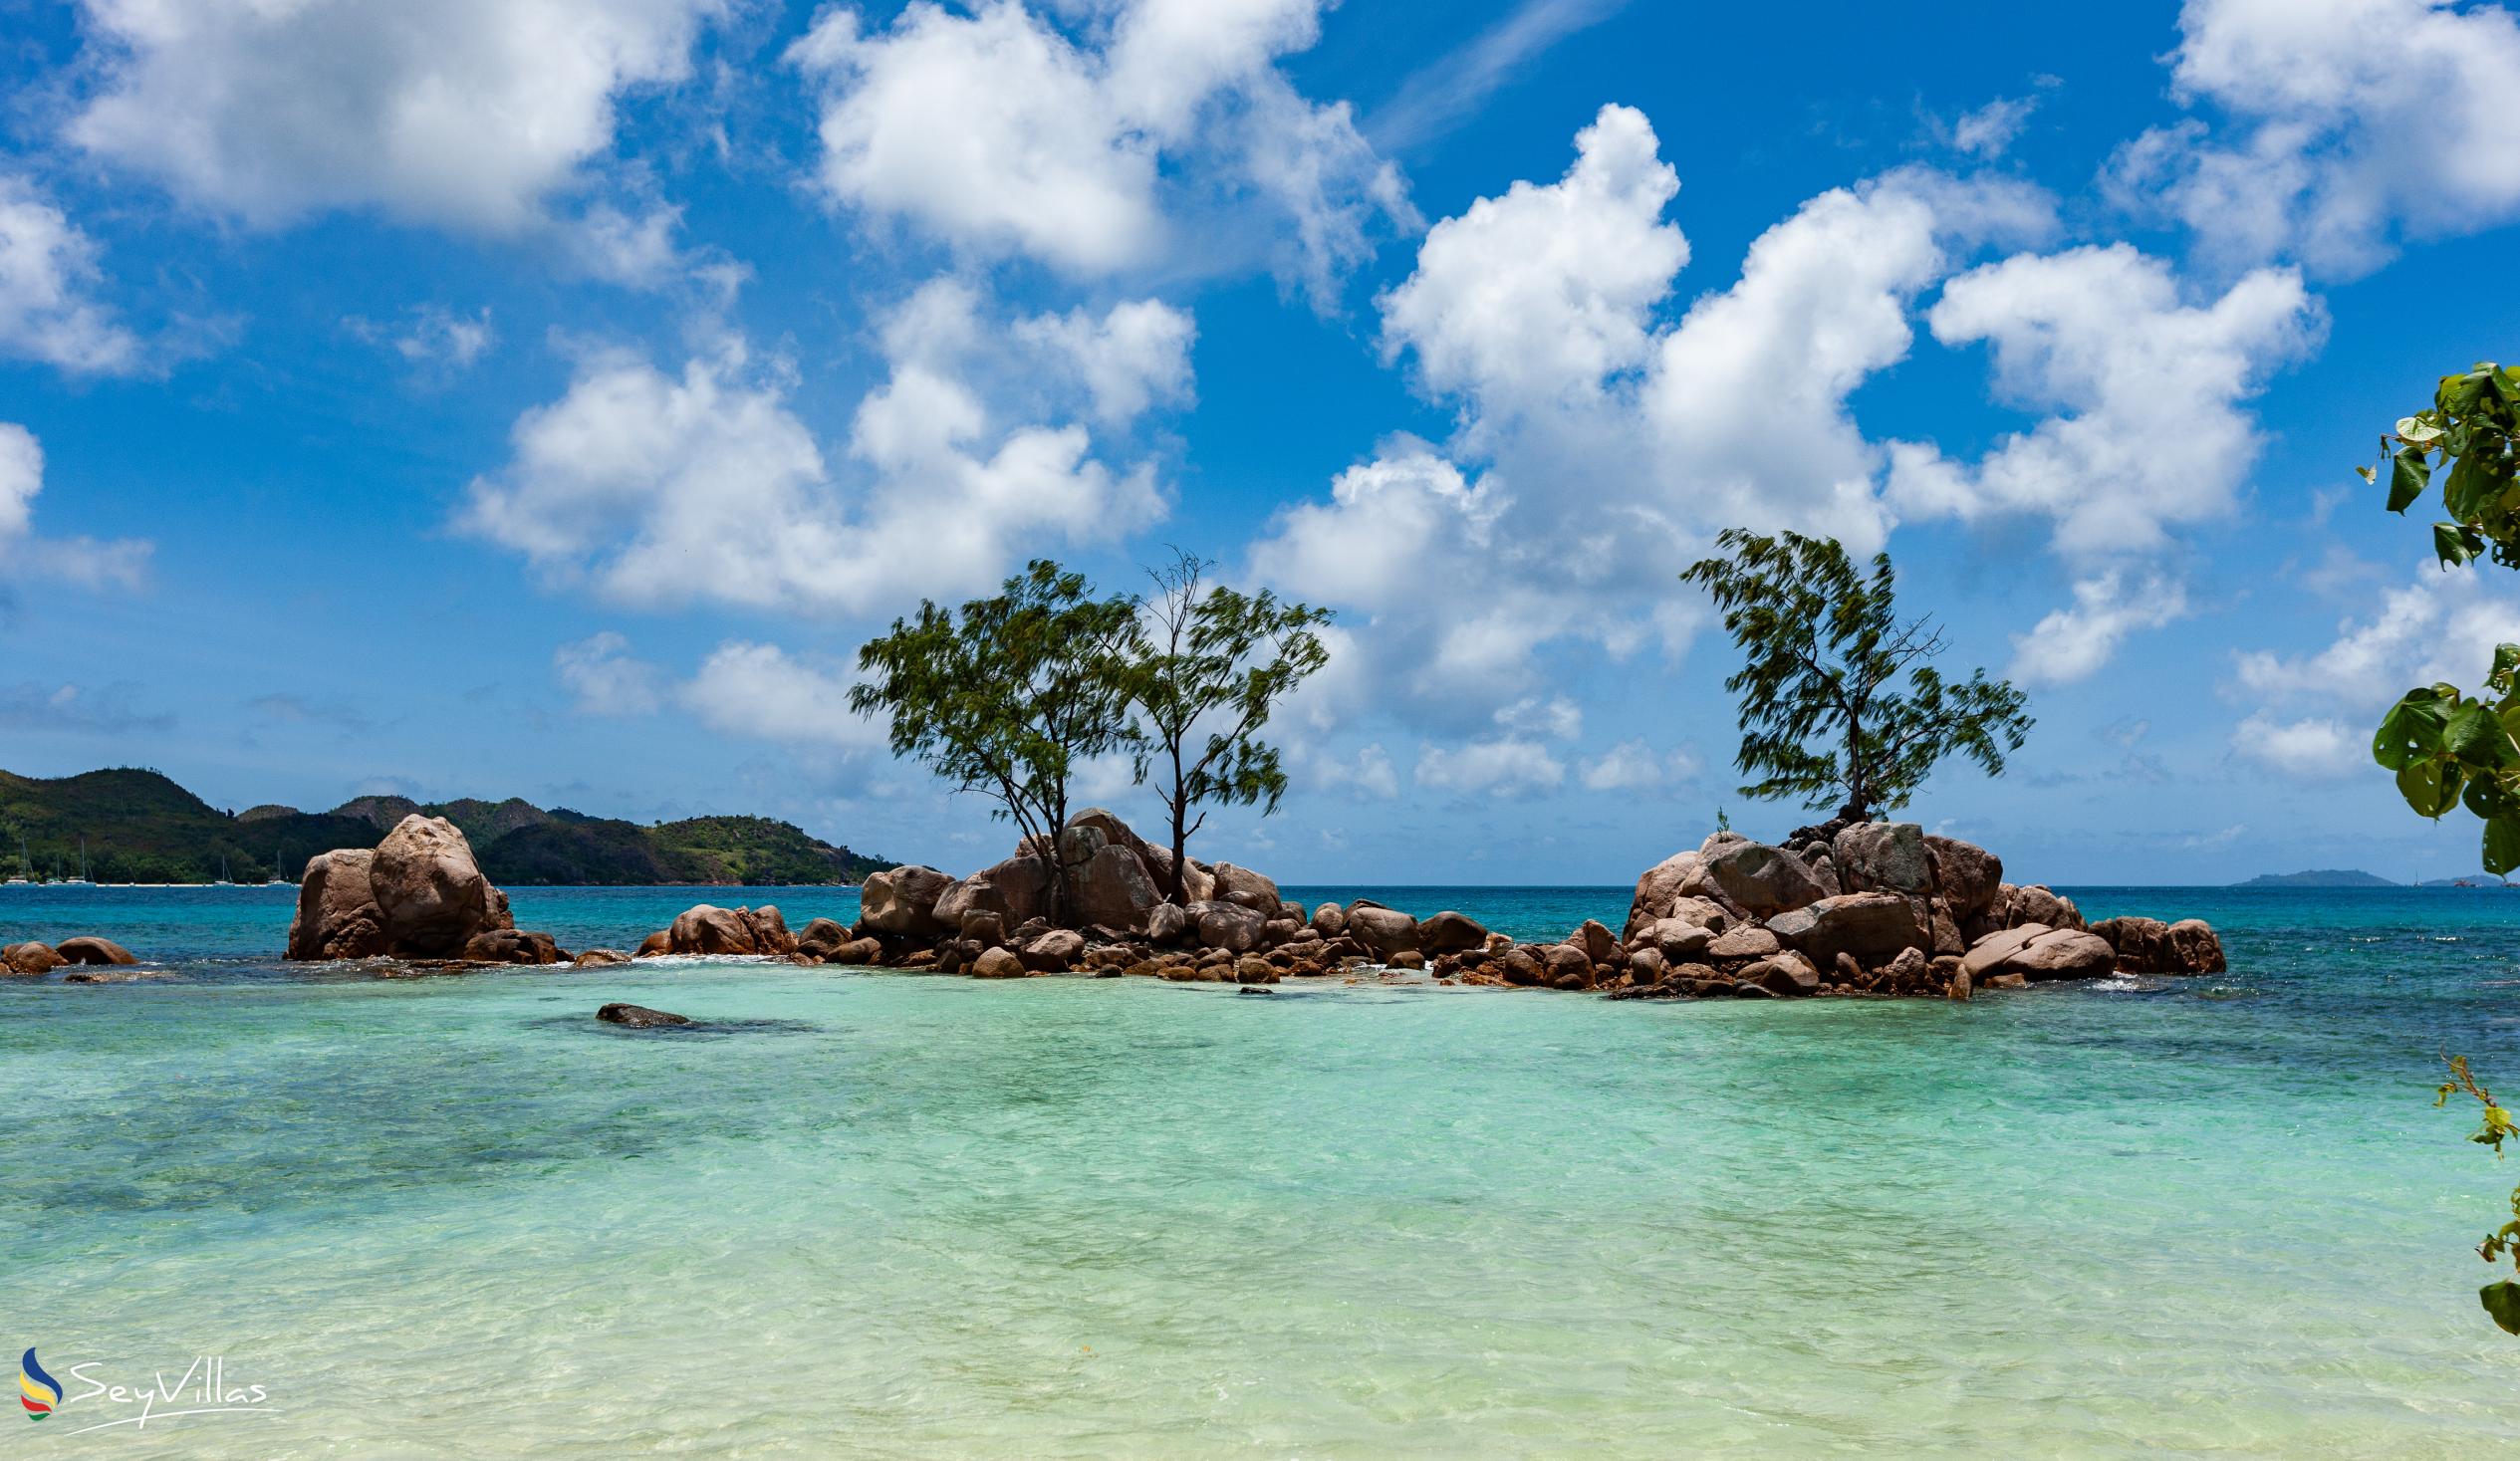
[2482, 1280, 2520, 1337]
[2375, 693, 2452, 770]
[2438, 521, 2486, 566]
[2445, 452, 2503, 519]
[2391, 447, 2434, 512]
[2398, 758, 2464, 818]
[2447, 701, 2514, 768]
[2486, 818, 2520, 877]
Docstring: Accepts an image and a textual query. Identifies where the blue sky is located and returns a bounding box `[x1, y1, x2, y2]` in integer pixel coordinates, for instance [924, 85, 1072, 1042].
[2, 0, 2518, 885]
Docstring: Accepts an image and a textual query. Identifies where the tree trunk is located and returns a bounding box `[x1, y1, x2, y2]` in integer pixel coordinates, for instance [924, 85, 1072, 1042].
[1166, 744, 1189, 905]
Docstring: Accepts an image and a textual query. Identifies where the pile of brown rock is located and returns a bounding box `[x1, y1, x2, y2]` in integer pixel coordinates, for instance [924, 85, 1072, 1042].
[1584, 820, 2224, 1000]
[286, 814, 582, 966]
[3, 935, 140, 975]
[623, 808, 2226, 1004]
[632, 809, 1400, 983]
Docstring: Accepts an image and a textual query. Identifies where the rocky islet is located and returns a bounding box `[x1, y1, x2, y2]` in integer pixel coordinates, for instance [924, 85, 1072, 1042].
[607, 808, 2225, 1001]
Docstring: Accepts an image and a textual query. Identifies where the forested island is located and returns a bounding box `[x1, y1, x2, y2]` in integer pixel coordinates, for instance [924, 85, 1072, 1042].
[0, 768, 888, 885]
[2236, 869, 2398, 887]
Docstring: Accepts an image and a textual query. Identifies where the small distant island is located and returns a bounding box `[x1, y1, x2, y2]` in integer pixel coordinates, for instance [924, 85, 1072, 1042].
[0, 768, 890, 885]
[2236, 869, 2400, 887]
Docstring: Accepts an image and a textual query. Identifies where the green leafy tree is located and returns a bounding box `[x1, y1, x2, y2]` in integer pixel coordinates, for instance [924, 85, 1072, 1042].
[1681, 528, 2032, 824]
[2360, 363, 2520, 1336]
[2364, 363, 2520, 872]
[1123, 551, 1332, 903]
[2437, 1056, 2520, 1335]
[851, 560, 1139, 924]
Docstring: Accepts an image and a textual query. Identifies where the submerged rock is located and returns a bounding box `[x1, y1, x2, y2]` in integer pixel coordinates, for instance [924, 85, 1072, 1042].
[461, 929, 566, 965]
[597, 1003, 691, 1029]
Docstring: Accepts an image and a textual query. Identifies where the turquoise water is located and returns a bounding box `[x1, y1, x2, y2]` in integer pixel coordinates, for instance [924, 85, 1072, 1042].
[6, 884, 2520, 1455]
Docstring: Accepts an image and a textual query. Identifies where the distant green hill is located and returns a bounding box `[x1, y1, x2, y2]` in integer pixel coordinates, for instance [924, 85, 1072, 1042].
[0, 768, 887, 885]
[2235, 869, 2398, 887]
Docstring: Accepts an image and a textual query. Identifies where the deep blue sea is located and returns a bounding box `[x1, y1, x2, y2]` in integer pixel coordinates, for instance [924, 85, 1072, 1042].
[6, 882, 2520, 1456]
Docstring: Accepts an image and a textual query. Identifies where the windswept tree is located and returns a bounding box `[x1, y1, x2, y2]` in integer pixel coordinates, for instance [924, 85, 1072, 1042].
[851, 560, 1139, 924]
[1122, 551, 1333, 903]
[2363, 363, 2520, 872]
[1681, 528, 2032, 825]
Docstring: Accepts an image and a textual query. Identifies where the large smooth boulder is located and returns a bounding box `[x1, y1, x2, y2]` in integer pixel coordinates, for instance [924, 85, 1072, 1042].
[2002, 928, 2117, 980]
[370, 815, 512, 957]
[2167, 919, 2227, 974]
[933, 853, 1052, 930]
[742, 906, 796, 956]
[2002, 884, 2084, 932]
[1745, 952, 1821, 997]
[1193, 900, 1267, 954]
[669, 905, 758, 955]
[1420, 911, 1489, 954]
[1923, 836, 2003, 920]
[971, 946, 1026, 979]
[1961, 923, 2048, 980]
[1020, 928, 1086, 972]
[1146, 901, 1188, 944]
[1646, 920, 1715, 961]
[3, 941, 64, 975]
[287, 848, 388, 960]
[1624, 851, 1705, 938]
[2090, 915, 2171, 972]
[860, 865, 956, 936]
[55, 935, 139, 966]
[1310, 902, 1348, 938]
[1542, 943, 1594, 989]
[1212, 862, 1282, 913]
[1834, 823, 1932, 895]
[1765, 892, 1925, 966]
[1702, 842, 1831, 917]
[794, 917, 850, 960]
[1707, 925, 1780, 961]
[1065, 844, 1164, 932]
[1139, 845, 1215, 903]
[1347, 905, 1421, 960]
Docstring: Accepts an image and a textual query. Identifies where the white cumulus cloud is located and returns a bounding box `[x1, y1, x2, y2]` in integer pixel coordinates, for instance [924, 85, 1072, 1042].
[1415, 736, 1565, 798]
[680, 640, 886, 751]
[2010, 571, 2191, 688]
[788, 0, 1408, 299]
[2108, 0, 2520, 277]
[0, 176, 143, 375]
[462, 281, 1177, 616]
[1888, 244, 2323, 557]
[0, 421, 151, 590]
[2230, 712, 2365, 779]
[554, 631, 662, 716]
[69, 0, 727, 237]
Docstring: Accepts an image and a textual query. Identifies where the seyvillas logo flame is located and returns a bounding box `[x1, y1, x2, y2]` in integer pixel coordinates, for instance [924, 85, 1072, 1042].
[19, 1348, 60, 1420]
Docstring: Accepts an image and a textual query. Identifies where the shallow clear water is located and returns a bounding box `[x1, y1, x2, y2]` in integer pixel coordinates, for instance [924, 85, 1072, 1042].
[7, 883, 2520, 1456]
